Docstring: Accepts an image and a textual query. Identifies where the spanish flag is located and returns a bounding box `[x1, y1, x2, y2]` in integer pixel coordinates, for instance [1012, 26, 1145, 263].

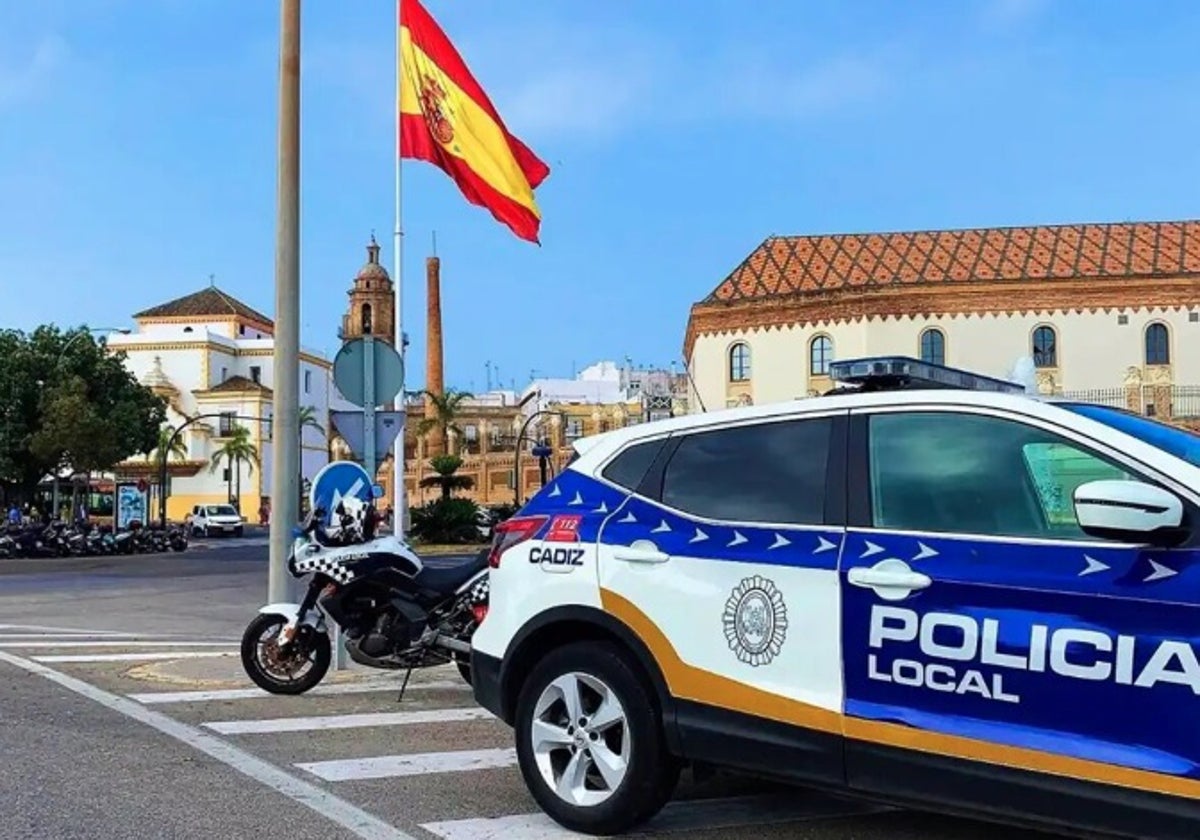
[399, 0, 550, 244]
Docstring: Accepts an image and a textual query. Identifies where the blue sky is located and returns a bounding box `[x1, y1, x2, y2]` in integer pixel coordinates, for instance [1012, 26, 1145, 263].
[2, 0, 1199, 393]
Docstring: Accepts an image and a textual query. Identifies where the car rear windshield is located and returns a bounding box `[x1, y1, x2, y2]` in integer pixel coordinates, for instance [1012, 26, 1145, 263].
[1059, 402, 1200, 469]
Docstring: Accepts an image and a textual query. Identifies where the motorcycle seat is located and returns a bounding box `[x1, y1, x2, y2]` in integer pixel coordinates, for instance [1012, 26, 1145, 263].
[414, 549, 488, 593]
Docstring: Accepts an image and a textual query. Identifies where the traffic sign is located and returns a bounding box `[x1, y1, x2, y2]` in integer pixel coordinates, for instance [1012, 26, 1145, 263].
[333, 338, 404, 409]
[330, 410, 405, 461]
[310, 461, 374, 526]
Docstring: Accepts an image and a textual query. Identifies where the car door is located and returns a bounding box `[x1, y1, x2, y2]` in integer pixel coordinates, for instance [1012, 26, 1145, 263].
[595, 408, 850, 786]
[838, 404, 1200, 829]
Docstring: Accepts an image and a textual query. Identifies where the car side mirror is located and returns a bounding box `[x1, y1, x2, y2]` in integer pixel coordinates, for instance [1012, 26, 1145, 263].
[1073, 480, 1188, 547]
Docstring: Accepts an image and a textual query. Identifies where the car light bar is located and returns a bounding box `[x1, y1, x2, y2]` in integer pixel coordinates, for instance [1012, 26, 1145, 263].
[828, 356, 1027, 394]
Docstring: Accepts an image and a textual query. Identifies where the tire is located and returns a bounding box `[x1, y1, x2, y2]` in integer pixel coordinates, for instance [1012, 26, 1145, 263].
[240, 612, 331, 695]
[514, 641, 680, 835]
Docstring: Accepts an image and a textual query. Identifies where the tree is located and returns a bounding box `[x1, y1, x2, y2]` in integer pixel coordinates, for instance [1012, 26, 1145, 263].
[209, 425, 260, 507]
[299, 405, 323, 439]
[1, 325, 165, 500]
[419, 453, 475, 501]
[149, 426, 188, 463]
[417, 388, 473, 455]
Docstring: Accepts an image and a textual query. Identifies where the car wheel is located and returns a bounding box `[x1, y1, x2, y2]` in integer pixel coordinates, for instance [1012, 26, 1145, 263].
[514, 641, 680, 836]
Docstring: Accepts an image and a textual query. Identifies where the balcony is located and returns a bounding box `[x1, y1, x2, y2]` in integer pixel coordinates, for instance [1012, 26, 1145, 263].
[1060, 385, 1200, 425]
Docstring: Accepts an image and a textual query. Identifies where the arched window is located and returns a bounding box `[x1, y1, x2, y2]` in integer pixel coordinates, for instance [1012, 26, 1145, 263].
[1145, 323, 1170, 365]
[361, 303, 373, 335]
[1032, 325, 1057, 368]
[810, 335, 833, 376]
[919, 328, 946, 365]
[728, 342, 750, 381]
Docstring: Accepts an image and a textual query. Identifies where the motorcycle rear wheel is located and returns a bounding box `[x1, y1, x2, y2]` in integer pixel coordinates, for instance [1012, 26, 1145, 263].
[241, 613, 331, 695]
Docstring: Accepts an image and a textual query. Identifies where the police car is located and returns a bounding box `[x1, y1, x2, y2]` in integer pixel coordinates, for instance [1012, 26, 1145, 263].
[469, 356, 1200, 838]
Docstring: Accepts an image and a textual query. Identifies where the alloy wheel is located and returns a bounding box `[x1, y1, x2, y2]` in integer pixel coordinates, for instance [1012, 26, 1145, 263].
[529, 671, 630, 807]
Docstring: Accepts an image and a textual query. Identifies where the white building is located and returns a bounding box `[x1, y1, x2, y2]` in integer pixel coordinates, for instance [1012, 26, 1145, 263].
[108, 285, 348, 521]
[684, 219, 1200, 423]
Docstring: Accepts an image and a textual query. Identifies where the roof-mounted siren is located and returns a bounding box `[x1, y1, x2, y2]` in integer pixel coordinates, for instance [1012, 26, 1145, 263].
[827, 356, 1027, 394]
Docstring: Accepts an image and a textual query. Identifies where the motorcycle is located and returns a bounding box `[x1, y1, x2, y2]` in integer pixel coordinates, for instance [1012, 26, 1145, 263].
[239, 494, 490, 697]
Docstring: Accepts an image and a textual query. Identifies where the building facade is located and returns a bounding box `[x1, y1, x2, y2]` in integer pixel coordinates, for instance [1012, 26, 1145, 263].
[107, 285, 337, 521]
[684, 219, 1200, 425]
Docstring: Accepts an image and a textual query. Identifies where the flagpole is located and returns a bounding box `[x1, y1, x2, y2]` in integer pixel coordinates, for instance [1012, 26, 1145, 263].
[393, 0, 408, 535]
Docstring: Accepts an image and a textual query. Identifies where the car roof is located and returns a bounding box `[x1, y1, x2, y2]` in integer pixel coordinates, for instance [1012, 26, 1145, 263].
[565, 386, 1200, 499]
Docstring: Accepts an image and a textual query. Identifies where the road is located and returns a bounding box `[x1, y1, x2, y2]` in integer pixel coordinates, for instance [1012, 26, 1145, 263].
[0, 538, 1064, 839]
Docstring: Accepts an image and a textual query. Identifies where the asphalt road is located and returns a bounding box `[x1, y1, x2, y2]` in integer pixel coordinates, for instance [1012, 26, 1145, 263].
[0, 538, 1067, 840]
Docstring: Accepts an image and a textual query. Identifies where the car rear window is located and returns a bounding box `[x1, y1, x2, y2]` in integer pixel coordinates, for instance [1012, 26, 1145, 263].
[601, 438, 667, 491]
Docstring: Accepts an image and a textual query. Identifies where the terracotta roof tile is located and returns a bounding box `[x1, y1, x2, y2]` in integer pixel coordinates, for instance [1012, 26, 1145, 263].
[199, 375, 272, 395]
[705, 220, 1200, 303]
[134, 287, 272, 325]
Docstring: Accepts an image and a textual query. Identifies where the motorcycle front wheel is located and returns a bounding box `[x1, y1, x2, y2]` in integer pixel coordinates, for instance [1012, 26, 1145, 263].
[240, 612, 331, 695]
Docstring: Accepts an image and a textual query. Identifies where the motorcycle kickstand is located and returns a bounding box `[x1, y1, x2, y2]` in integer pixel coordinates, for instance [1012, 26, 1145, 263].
[396, 667, 414, 704]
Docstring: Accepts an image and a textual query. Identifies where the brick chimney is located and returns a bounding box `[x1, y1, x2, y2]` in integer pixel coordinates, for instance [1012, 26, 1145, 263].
[424, 254, 446, 457]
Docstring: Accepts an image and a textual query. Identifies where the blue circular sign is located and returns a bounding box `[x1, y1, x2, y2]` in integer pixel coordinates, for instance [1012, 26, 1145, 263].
[310, 461, 374, 527]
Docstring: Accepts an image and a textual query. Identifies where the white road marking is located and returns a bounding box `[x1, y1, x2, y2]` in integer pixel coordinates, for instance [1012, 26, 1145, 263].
[0, 623, 133, 635]
[204, 707, 494, 735]
[0, 633, 144, 641]
[421, 793, 887, 839]
[0, 650, 415, 840]
[298, 748, 517, 782]
[0, 640, 235, 649]
[128, 679, 469, 704]
[33, 650, 238, 663]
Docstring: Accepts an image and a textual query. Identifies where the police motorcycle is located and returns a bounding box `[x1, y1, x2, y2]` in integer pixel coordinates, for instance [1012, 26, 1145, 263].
[239, 488, 490, 697]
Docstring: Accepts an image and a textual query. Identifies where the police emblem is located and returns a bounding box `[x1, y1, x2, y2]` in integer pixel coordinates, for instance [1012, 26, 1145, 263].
[722, 575, 788, 667]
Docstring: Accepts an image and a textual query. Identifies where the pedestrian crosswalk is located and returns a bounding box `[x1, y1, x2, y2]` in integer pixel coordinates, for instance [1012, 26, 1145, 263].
[0, 622, 889, 839]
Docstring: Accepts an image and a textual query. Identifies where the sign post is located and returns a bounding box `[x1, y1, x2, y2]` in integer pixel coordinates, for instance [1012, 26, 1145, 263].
[327, 336, 405, 669]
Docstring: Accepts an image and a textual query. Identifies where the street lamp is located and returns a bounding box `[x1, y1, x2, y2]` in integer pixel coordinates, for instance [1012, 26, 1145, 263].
[513, 409, 566, 505]
[50, 326, 131, 519]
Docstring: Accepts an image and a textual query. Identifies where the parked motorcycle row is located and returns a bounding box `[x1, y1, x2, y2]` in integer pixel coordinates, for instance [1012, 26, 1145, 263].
[0, 519, 189, 559]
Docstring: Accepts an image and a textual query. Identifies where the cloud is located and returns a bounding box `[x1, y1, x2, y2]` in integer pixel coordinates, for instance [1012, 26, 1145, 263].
[981, 0, 1047, 27]
[0, 34, 68, 108]
[305, 19, 893, 146]
[703, 53, 888, 121]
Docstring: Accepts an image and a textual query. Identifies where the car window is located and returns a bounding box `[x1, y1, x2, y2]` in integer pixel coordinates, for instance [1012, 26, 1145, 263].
[601, 438, 666, 491]
[660, 417, 833, 525]
[867, 411, 1141, 540]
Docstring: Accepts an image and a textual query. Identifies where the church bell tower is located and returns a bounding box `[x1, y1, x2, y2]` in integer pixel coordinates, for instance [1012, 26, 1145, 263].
[342, 234, 395, 344]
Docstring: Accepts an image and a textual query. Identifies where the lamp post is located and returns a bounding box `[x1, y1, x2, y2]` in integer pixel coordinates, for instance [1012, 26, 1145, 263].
[513, 409, 566, 505]
[51, 326, 130, 519]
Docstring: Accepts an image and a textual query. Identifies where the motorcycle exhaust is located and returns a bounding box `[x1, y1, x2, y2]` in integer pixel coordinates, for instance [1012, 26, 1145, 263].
[433, 634, 472, 655]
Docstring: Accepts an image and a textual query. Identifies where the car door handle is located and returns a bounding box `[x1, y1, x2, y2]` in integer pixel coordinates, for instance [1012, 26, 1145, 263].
[613, 546, 669, 564]
[848, 568, 931, 589]
[847, 558, 931, 600]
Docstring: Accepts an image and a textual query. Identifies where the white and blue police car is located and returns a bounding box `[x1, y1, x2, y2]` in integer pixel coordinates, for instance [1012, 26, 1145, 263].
[469, 356, 1200, 838]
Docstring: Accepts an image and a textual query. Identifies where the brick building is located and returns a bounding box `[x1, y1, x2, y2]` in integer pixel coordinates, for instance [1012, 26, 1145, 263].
[684, 219, 1200, 426]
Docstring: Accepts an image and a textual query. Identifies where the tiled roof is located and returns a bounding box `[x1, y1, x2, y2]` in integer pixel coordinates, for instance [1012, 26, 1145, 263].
[704, 220, 1200, 303]
[134, 286, 273, 325]
[200, 375, 272, 395]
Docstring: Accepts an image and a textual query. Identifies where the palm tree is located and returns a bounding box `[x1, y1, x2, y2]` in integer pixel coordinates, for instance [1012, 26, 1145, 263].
[298, 405, 324, 441]
[297, 405, 323, 513]
[419, 454, 475, 501]
[209, 425, 260, 508]
[417, 388, 473, 455]
[149, 426, 188, 463]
